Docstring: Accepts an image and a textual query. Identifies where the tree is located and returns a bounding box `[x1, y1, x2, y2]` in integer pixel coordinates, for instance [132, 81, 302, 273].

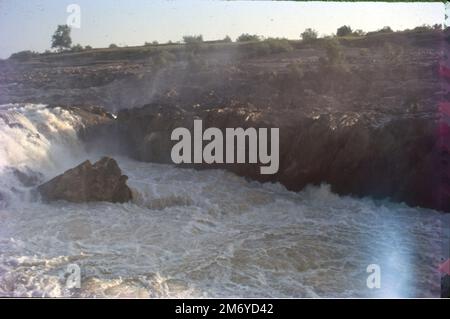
[51, 25, 72, 51]
[236, 34, 260, 42]
[109, 43, 118, 48]
[301, 28, 318, 42]
[336, 25, 353, 37]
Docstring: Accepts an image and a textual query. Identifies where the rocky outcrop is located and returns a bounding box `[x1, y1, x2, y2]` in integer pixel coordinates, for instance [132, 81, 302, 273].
[12, 167, 44, 187]
[117, 101, 447, 212]
[37, 157, 132, 203]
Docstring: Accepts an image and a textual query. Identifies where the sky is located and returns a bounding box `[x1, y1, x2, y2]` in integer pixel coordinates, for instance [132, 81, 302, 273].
[0, 0, 445, 59]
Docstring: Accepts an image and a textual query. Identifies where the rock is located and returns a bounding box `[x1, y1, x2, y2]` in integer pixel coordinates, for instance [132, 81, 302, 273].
[442, 275, 450, 298]
[12, 167, 44, 187]
[117, 103, 447, 212]
[37, 157, 132, 203]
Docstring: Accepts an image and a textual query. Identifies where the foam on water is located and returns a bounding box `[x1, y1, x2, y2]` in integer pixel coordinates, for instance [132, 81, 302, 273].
[0, 104, 446, 298]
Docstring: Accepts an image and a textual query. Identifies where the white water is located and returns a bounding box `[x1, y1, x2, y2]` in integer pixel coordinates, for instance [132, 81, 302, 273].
[0, 103, 446, 298]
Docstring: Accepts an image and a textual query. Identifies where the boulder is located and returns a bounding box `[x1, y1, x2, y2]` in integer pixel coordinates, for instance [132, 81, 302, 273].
[37, 157, 132, 203]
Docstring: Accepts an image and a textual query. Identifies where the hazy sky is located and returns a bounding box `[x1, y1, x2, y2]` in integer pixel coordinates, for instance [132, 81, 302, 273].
[0, 0, 445, 58]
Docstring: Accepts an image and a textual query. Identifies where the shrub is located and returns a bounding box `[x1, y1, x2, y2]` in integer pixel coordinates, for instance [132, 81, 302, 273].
[71, 44, 84, 52]
[367, 26, 393, 36]
[183, 35, 203, 53]
[265, 38, 293, 53]
[153, 49, 175, 67]
[109, 43, 118, 49]
[414, 24, 433, 32]
[84, 45, 92, 50]
[301, 28, 318, 42]
[246, 38, 293, 57]
[379, 26, 393, 33]
[324, 39, 343, 65]
[336, 25, 353, 37]
[9, 50, 39, 61]
[287, 62, 304, 80]
[222, 35, 232, 43]
[183, 35, 203, 44]
[237, 33, 261, 42]
[352, 29, 366, 36]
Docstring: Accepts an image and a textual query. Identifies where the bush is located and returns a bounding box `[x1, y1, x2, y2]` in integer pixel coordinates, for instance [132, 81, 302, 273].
[183, 35, 203, 44]
[352, 29, 366, 36]
[153, 49, 175, 67]
[237, 33, 260, 42]
[337, 25, 353, 37]
[301, 28, 318, 42]
[366, 26, 393, 36]
[287, 62, 304, 80]
[265, 38, 293, 53]
[109, 44, 118, 49]
[84, 45, 93, 50]
[324, 39, 342, 65]
[414, 24, 433, 32]
[9, 50, 39, 61]
[246, 38, 293, 57]
[71, 44, 84, 52]
[183, 35, 203, 53]
[222, 35, 232, 43]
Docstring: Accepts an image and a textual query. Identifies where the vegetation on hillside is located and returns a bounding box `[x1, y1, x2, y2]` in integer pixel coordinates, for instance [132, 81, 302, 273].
[6, 24, 448, 60]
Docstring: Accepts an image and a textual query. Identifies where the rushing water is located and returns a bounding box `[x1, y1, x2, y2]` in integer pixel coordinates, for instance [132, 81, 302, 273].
[0, 103, 446, 298]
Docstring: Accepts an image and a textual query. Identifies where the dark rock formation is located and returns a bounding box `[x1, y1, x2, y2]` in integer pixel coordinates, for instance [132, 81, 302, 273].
[117, 101, 447, 212]
[37, 157, 132, 203]
[12, 167, 44, 187]
[443, 275, 450, 298]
